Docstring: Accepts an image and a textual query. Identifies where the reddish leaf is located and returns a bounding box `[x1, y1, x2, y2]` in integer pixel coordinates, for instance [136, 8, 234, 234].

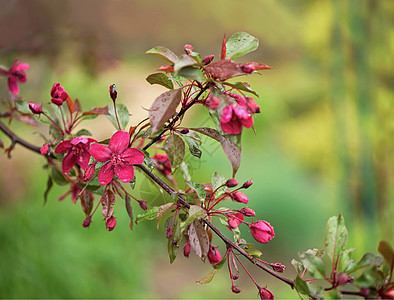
[205, 60, 243, 81]
[221, 34, 226, 60]
[129, 125, 137, 137]
[190, 127, 221, 142]
[149, 88, 182, 134]
[66, 95, 75, 114]
[74, 98, 82, 112]
[125, 195, 133, 231]
[220, 136, 241, 177]
[189, 219, 210, 262]
[244, 62, 272, 70]
[82, 106, 109, 116]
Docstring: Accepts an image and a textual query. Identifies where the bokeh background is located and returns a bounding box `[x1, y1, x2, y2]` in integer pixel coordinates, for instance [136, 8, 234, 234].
[0, 0, 392, 298]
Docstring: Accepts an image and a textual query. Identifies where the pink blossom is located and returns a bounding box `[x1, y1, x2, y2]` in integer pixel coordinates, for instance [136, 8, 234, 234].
[228, 212, 244, 230]
[6, 60, 29, 95]
[51, 83, 69, 106]
[55, 136, 96, 173]
[89, 131, 144, 186]
[220, 103, 253, 135]
[208, 245, 222, 265]
[152, 153, 172, 176]
[249, 220, 275, 244]
[229, 93, 260, 114]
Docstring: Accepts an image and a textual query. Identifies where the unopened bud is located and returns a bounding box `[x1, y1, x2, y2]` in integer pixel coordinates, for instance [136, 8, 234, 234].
[83, 162, 96, 182]
[109, 84, 117, 102]
[231, 286, 241, 294]
[258, 286, 274, 299]
[240, 63, 255, 74]
[225, 178, 238, 188]
[202, 55, 214, 65]
[228, 218, 238, 229]
[184, 44, 193, 55]
[238, 208, 255, 217]
[166, 227, 173, 239]
[40, 143, 50, 156]
[82, 216, 92, 228]
[242, 180, 253, 189]
[180, 128, 189, 134]
[138, 200, 147, 210]
[361, 288, 370, 297]
[184, 242, 191, 258]
[232, 192, 249, 204]
[29, 102, 43, 114]
[232, 274, 239, 280]
[337, 273, 354, 285]
[105, 216, 117, 231]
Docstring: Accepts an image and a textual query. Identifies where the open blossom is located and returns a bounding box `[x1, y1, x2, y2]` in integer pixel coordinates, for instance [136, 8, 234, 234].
[51, 83, 69, 106]
[152, 153, 171, 176]
[220, 103, 253, 135]
[89, 131, 144, 185]
[249, 220, 275, 244]
[55, 137, 96, 173]
[3, 60, 29, 95]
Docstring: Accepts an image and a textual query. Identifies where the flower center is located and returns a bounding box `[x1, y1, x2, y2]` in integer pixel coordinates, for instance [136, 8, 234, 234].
[111, 154, 123, 166]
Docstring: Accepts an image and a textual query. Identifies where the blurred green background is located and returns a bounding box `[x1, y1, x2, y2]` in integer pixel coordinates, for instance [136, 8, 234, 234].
[0, 0, 392, 298]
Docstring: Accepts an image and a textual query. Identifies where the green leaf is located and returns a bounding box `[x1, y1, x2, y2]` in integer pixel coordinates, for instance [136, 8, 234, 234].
[135, 206, 159, 224]
[299, 250, 326, 280]
[180, 162, 191, 181]
[157, 202, 174, 229]
[145, 46, 178, 64]
[226, 32, 259, 60]
[186, 181, 206, 202]
[75, 129, 92, 137]
[50, 166, 68, 186]
[14, 100, 31, 114]
[141, 149, 155, 172]
[325, 213, 348, 263]
[167, 235, 177, 264]
[378, 240, 394, 267]
[106, 103, 129, 130]
[183, 135, 202, 158]
[324, 289, 342, 299]
[43, 175, 53, 205]
[355, 268, 385, 288]
[225, 82, 259, 97]
[244, 248, 262, 258]
[178, 67, 204, 82]
[174, 54, 197, 74]
[163, 134, 186, 172]
[339, 247, 356, 272]
[149, 88, 182, 134]
[213, 257, 227, 270]
[294, 276, 323, 299]
[196, 269, 218, 284]
[180, 205, 207, 232]
[291, 259, 305, 276]
[211, 172, 227, 197]
[346, 253, 383, 273]
[146, 73, 174, 89]
[189, 219, 210, 262]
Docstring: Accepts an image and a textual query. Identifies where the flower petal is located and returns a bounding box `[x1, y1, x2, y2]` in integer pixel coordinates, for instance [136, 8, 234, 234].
[221, 105, 233, 123]
[98, 161, 115, 185]
[62, 151, 77, 173]
[120, 148, 144, 165]
[77, 151, 91, 171]
[8, 76, 19, 95]
[55, 140, 72, 154]
[109, 131, 130, 154]
[15, 63, 29, 72]
[221, 117, 242, 135]
[89, 143, 112, 162]
[114, 163, 135, 183]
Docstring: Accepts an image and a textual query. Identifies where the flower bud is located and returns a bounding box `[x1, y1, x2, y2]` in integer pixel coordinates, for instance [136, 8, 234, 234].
[225, 178, 238, 188]
[109, 84, 117, 102]
[82, 216, 92, 228]
[240, 63, 255, 74]
[184, 242, 191, 258]
[238, 208, 255, 217]
[228, 218, 238, 229]
[208, 245, 222, 265]
[227, 213, 243, 230]
[184, 44, 193, 55]
[337, 273, 354, 285]
[166, 227, 173, 239]
[232, 191, 249, 204]
[83, 162, 96, 182]
[249, 220, 275, 244]
[232, 274, 239, 280]
[40, 143, 50, 156]
[361, 288, 370, 297]
[202, 55, 214, 65]
[231, 286, 241, 294]
[105, 216, 117, 231]
[245, 97, 260, 114]
[206, 96, 220, 110]
[180, 128, 189, 134]
[138, 200, 148, 210]
[29, 102, 43, 114]
[258, 286, 274, 299]
[272, 262, 285, 273]
[242, 180, 253, 189]
[50, 82, 68, 106]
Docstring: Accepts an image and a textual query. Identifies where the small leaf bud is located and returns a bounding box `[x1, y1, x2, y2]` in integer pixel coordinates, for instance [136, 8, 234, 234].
[225, 178, 238, 188]
[109, 84, 117, 102]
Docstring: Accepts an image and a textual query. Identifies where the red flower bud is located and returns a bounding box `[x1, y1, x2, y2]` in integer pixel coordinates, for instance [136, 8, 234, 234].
[206, 96, 220, 110]
[225, 178, 238, 188]
[180, 128, 189, 134]
[240, 63, 255, 74]
[109, 84, 117, 102]
[202, 55, 214, 65]
[271, 262, 285, 273]
[228, 218, 238, 229]
[40, 143, 50, 156]
[184, 242, 191, 258]
[227, 213, 243, 230]
[166, 227, 173, 239]
[231, 286, 241, 294]
[232, 191, 249, 204]
[250, 220, 275, 244]
[138, 200, 147, 210]
[50, 82, 68, 106]
[29, 102, 43, 114]
[232, 274, 239, 280]
[238, 208, 255, 217]
[245, 97, 260, 114]
[83, 162, 96, 182]
[208, 245, 222, 265]
[105, 216, 117, 231]
[82, 216, 92, 228]
[184, 44, 193, 55]
[337, 273, 354, 285]
[258, 286, 274, 299]
[242, 180, 253, 189]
